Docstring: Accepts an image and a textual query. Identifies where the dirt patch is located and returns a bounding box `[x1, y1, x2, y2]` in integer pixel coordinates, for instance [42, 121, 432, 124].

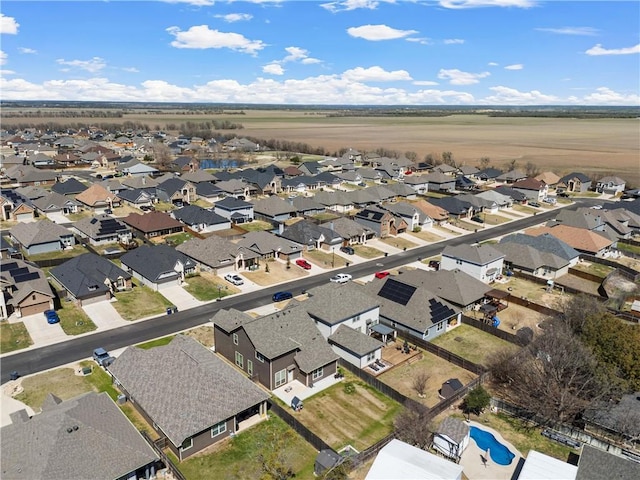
[183, 325, 215, 348]
[242, 259, 308, 285]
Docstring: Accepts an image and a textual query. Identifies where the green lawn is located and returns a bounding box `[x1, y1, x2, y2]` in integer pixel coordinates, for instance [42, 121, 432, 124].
[310, 212, 340, 222]
[304, 249, 349, 268]
[136, 336, 175, 349]
[431, 324, 520, 366]
[163, 232, 193, 246]
[512, 204, 538, 215]
[27, 244, 88, 262]
[177, 415, 317, 480]
[58, 300, 97, 335]
[618, 242, 640, 255]
[112, 282, 173, 320]
[183, 275, 232, 301]
[0, 321, 33, 354]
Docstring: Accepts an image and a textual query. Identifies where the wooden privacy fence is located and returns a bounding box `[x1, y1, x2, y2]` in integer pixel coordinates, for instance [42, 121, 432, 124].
[267, 399, 332, 452]
[140, 431, 187, 480]
[460, 315, 527, 346]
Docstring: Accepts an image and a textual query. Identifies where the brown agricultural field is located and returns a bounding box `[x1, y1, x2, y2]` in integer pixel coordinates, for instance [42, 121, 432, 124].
[4, 109, 638, 184]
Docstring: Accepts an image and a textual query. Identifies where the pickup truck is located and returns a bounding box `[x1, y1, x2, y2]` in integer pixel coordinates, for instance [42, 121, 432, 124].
[93, 348, 115, 367]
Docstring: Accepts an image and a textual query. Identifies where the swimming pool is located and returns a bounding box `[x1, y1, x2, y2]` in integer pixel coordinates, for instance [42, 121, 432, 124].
[470, 426, 516, 466]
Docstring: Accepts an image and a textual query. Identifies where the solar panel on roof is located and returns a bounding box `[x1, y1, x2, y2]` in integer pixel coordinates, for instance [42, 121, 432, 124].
[2, 262, 18, 272]
[8, 266, 29, 277]
[429, 298, 457, 324]
[14, 271, 40, 283]
[378, 278, 416, 306]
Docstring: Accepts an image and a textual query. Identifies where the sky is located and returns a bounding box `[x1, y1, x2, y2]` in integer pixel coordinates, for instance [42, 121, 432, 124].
[0, 0, 639, 106]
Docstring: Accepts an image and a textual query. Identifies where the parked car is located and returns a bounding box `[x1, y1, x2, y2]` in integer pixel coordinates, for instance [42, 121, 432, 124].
[104, 208, 113, 214]
[529, 202, 541, 208]
[296, 259, 312, 270]
[93, 348, 115, 367]
[340, 246, 355, 255]
[224, 273, 244, 285]
[272, 291, 293, 302]
[330, 273, 352, 284]
[140, 205, 155, 212]
[43, 309, 60, 324]
[471, 215, 484, 223]
[590, 204, 603, 210]
[558, 192, 570, 198]
[543, 197, 557, 205]
[374, 271, 390, 279]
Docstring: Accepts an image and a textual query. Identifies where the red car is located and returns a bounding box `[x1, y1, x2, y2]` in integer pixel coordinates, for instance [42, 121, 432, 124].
[296, 259, 312, 270]
[375, 271, 390, 279]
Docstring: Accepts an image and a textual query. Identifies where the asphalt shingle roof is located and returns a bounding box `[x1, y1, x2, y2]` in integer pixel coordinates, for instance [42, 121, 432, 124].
[120, 244, 194, 282]
[328, 324, 383, 357]
[442, 244, 505, 266]
[304, 282, 379, 325]
[50, 253, 131, 299]
[9, 220, 72, 248]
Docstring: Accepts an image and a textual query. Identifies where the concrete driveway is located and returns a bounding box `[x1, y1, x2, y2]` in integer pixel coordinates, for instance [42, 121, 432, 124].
[160, 284, 203, 311]
[14, 311, 69, 348]
[45, 211, 70, 224]
[82, 301, 129, 331]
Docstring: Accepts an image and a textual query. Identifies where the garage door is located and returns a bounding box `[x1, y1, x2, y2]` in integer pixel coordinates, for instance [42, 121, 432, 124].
[16, 213, 33, 222]
[20, 302, 50, 317]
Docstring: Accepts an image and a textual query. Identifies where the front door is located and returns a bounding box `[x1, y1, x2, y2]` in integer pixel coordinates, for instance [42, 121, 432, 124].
[287, 369, 294, 382]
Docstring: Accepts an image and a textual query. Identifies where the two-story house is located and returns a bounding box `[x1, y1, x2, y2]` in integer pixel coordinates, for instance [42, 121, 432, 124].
[441, 244, 505, 283]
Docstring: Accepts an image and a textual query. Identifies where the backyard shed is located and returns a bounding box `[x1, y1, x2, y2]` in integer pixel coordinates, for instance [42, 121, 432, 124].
[432, 416, 470, 462]
[315, 449, 343, 476]
[439, 378, 464, 400]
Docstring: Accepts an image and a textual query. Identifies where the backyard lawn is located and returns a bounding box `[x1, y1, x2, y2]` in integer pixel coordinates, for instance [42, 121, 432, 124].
[177, 415, 317, 480]
[112, 281, 173, 320]
[0, 321, 32, 354]
[58, 299, 97, 335]
[163, 232, 193, 246]
[430, 324, 520, 366]
[295, 372, 402, 452]
[27, 244, 89, 262]
[237, 220, 274, 232]
[379, 350, 476, 408]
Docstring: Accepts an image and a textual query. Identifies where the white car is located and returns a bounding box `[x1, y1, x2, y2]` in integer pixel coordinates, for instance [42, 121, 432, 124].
[224, 273, 244, 286]
[330, 273, 352, 284]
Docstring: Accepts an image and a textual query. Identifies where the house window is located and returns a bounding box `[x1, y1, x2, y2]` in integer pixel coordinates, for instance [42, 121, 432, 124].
[235, 351, 244, 369]
[211, 421, 227, 437]
[366, 352, 375, 362]
[247, 360, 253, 376]
[233, 333, 238, 345]
[255, 351, 265, 363]
[437, 321, 445, 331]
[456, 259, 462, 265]
[312, 367, 323, 380]
[352, 315, 360, 324]
[32, 294, 36, 300]
[275, 369, 287, 388]
[180, 438, 193, 451]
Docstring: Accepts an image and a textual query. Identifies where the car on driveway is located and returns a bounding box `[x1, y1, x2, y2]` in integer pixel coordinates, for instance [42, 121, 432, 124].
[296, 259, 312, 270]
[471, 215, 484, 223]
[529, 202, 541, 208]
[374, 271, 390, 279]
[330, 273, 352, 284]
[93, 347, 115, 367]
[43, 309, 60, 324]
[340, 246, 355, 255]
[224, 273, 244, 285]
[428, 260, 440, 270]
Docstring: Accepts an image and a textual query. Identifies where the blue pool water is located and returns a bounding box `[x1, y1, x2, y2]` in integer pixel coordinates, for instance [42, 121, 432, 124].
[470, 426, 516, 466]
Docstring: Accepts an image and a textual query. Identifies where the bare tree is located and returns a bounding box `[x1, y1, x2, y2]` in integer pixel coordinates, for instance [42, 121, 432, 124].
[151, 141, 173, 170]
[412, 371, 430, 397]
[479, 156, 491, 169]
[394, 404, 433, 450]
[442, 151, 455, 167]
[404, 151, 418, 161]
[559, 294, 607, 335]
[525, 161, 541, 177]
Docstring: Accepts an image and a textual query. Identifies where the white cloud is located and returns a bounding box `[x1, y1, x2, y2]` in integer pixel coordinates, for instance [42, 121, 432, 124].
[301, 58, 321, 65]
[443, 39, 465, 45]
[122, 67, 140, 73]
[483, 86, 558, 104]
[215, 13, 253, 23]
[585, 43, 640, 56]
[536, 26, 598, 36]
[161, 0, 215, 5]
[439, 0, 535, 8]
[18, 47, 37, 54]
[488, 62, 499, 66]
[438, 68, 490, 85]
[347, 24, 418, 41]
[504, 64, 523, 70]
[413, 80, 439, 86]
[342, 66, 412, 82]
[263, 63, 284, 75]
[283, 46, 309, 62]
[0, 69, 15, 75]
[321, 0, 393, 13]
[406, 37, 433, 45]
[583, 87, 640, 105]
[166, 25, 266, 54]
[0, 14, 19, 35]
[0, 50, 7, 66]
[56, 57, 107, 73]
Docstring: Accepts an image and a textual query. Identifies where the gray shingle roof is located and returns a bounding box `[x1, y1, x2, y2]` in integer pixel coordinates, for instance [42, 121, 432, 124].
[494, 242, 568, 271]
[172, 204, 228, 226]
[73, 214, 130, 240]
[108, 335, 269, 447]
[120, 244, 195, 282]
[50, 253, 131, 299]
[0, 392, 158, 480]
[305, 282, 379, 325]
[499, 233, 580, 262]
[251, 195, 296, 216]
[177, 235, 258, 268]
[576, 445, 640, 480]
[328, 325, 383, 357]
[279, 220, 343, 246]
[436, 416, 469, 445]
[398, 268, 491, 308]
[442, 243, 504, 266]
[51, 178, 88, 195]
[236, 230, 302, 256]
[9, 220, 72, 248]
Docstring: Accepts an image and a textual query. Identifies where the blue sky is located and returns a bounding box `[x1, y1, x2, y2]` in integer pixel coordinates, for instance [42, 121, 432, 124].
[1, 0, 638, 105]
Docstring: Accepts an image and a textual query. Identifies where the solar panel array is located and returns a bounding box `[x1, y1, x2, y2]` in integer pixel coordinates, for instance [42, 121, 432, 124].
[429, 298, 457, 324]
[97, 218, 126, 236]
[2, 262, 41, 284]
[8, 266, 29, 278]
[14, 272, 40, 283]
[377, 278, 417, 306]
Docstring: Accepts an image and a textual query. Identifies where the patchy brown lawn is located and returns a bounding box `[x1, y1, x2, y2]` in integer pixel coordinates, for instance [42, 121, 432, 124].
[408, 229, 446, 243]
[431, 324, 520, 366]
[243, 259, 309, 285]
[379, 236, 418, 250]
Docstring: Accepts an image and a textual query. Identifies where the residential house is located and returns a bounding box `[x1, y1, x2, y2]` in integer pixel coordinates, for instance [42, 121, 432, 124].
[354, 206, 408, 238]
[282, 165, 303, 177]
[511, 178, 548, 202]
[0, 189, 36, 222]
[213, 197, 254, 224]
[212, 306, 339, 390]
[524, 224, 614, 257]
[236, 230, 303, 261]
[172, 205, 230, 233]
[432, 164, 458, 176]
[99, 178, 127, 196]
[290, 195, 326, 216]
[595, 176, 626, 195]
[550, 207, 633, 243]
[583, 391, 640, 448]
[75, 183, 121, 212]
[120, 244, 196, 291]
[474, 189, 514, 210]
[365, 439, 463, 480]
[298, 161, 323, 176]
[494, 242, 572, 280]
[252, 196, 296, 224]
[0, 258, 54, 317]
[195, 181, 224, 202]
[456, 175, 477, 191]
[429, 197, 475, 219]
[0, 392, 160, 480]
[51, 177, 88, 195]
[458, 165, 480, 178]
[120, 174, 159, 191]
[476, 167, 503, 182]
[423, 171, 456, 192]
[535, 171, 561, 189]
[119, 161, 158, 177]
[215, 178, 255, 199]
[493, 185, 529, 204]
[233, 166, 283, 196]
[356, 167, 383, 183]
[177, 234, 260, 273]
[496, 169, 528, 184]
[412, 199, 449, 225]
[32, 191, 81, 216]
[433, 416, 470, 462]
[499, 233, 580, 268]
[117, 188, 156, 208]
[181, 170, 218, 184]
[156, 177, 196, 205]
[4, 165, 59, 186]
[279, 219, 345, 252]
[222, 137, 259, 152]
[15, 185, 48, 202]
[0, 236, 16, 260]
[122, 211, 184, 239]
[322, 216, 374, 246]
[72, 214, 133, 246]
[50, 253, 132, 305]
[333, 170, 363, 185]
[9, 220, 75, 255]
[441, 244, 505, 283]
[558, 172, 592, 193]
[380, 201, 432, 231]
[361, 276, 460, 341]
[313, 190, 354, 213]
[109, 335, 269, 461]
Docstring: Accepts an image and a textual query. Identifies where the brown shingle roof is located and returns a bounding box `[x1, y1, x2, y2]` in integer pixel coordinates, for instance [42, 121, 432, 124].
[75, 183, 120, 207]
[525, 224, 612, 254]
[122, 211, 183, 233]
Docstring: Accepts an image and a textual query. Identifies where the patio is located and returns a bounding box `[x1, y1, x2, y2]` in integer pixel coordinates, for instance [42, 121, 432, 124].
[272, 373, 343, 406]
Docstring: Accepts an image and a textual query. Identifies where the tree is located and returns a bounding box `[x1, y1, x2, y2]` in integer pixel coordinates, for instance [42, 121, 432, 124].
[462, 386, 491, 420]
[442, 151, 455, 167]
[525, 161, 541, 177]
[412, 371, 430, 397]
[479, 156, 491, 169]
[394, 403, 433, 450]
[404, 151, 418, 161]
[151, 141, 173, 169]
[256, 428, 296, 480]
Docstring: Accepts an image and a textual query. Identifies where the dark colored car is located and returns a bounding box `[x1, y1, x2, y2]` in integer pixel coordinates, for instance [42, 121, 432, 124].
[296, 259, 312, 270]
[471, 215, 484, 223]
[428, 260, 440, 270]
[340, 246, 355, 255]
[272, 291, 293, 302]
[529, 202, 540, 208]
[93, 348, 115, 367]
[43, 309, 60, 324]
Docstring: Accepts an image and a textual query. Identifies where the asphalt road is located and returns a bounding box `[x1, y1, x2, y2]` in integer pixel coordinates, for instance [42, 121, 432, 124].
[1, 200, 604, 384]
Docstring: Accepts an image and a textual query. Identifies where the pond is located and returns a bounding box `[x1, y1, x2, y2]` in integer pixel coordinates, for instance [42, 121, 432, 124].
[199, 158, 246, 169]
[470, 426, 516, 466]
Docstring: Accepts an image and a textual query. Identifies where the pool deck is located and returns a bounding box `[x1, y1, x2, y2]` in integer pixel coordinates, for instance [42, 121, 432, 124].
[460, 420, 523, 480]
